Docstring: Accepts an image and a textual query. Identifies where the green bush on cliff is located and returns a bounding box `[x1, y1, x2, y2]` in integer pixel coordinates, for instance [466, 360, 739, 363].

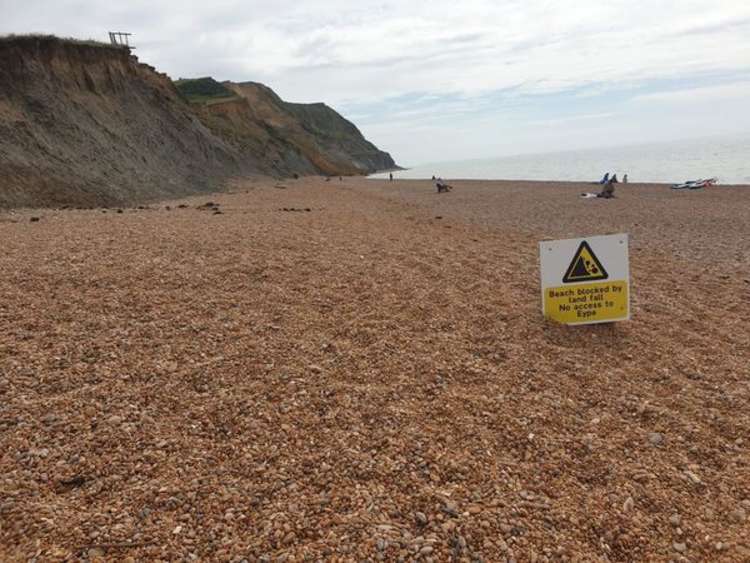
[174, 77, 237, 104]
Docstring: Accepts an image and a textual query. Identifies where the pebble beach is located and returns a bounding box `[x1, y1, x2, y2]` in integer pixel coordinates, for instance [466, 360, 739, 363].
[1, 177, 748, 561]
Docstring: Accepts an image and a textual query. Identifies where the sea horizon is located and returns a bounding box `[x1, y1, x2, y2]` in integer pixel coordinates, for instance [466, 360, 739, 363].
[371, 133, 750, 185]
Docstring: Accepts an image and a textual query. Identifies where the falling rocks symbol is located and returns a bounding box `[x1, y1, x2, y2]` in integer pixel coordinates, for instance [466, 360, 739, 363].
[562, 241, 609, 283]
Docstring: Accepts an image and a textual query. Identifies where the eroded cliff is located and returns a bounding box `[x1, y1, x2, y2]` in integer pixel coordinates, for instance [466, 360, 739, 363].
[0, 37, 396, 208]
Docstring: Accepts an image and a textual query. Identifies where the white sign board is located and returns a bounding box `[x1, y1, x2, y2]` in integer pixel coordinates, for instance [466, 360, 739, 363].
[539, 233, 630, 325]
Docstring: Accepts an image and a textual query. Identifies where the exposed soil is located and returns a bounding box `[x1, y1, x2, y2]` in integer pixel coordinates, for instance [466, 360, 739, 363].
[0, 37, 252, 209]
[0, 37, 395, 210]
[1, 178, 748, 562]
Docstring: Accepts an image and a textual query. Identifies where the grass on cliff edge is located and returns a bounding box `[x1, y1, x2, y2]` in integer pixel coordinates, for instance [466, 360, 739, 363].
[174, 77, 240, 105]
[0, 34, 119, 49]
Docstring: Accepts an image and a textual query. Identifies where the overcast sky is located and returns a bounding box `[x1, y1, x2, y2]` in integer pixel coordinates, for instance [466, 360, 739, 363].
[3, 0, 750, 165]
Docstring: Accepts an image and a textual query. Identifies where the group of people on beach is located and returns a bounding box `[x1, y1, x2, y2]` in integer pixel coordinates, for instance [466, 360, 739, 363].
[598, 172, 628, 185]
[387, 170, 645, 198]
[386, 169, 721, 200]
[593, 171, 628, 198]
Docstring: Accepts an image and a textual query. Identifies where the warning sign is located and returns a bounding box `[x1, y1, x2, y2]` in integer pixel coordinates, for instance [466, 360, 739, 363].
[562, 241, 608, 283]
[539, 234, 629, 325]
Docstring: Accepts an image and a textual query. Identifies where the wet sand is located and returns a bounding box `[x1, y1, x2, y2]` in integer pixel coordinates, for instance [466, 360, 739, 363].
[1, 177, 748, 561]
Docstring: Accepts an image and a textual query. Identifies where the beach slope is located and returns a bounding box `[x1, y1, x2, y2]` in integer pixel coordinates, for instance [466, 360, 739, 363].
[1, 178, 748, 561]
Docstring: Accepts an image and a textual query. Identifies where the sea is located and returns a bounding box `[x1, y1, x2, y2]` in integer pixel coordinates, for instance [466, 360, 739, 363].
[371, 134, 750, 185]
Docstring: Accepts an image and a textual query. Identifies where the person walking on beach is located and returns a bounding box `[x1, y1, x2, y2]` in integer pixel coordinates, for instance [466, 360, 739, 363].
[389, 172, 393, 182]
[623, 174, 628, 184]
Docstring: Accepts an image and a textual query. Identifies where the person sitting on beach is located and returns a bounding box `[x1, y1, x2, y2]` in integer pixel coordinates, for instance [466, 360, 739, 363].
[599, 172, 610, 184]
[611, 174, 619, 183]
[597, 179, 615, 198]
[436, 177, 452, 193]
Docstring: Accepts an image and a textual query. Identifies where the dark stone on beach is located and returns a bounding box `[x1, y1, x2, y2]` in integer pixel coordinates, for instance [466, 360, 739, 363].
[30, 217, 40, 222]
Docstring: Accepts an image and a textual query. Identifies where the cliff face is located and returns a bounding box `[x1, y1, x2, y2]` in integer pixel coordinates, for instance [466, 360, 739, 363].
[0, 36, 252, 208]
[184, 80, 353, 177]
[222, 81, 396, 175]
[0, 37, 397, 209]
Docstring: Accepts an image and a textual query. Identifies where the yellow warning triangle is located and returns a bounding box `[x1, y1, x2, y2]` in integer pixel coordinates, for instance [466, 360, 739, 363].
[563, 241, 608, 283]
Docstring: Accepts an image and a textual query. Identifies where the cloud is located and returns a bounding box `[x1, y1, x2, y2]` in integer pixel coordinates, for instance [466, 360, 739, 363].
[631, 81, 750, 104]
[3, 0, 750, 101]
[1, 0, 749, 163]
[527, 112, 616, 127]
